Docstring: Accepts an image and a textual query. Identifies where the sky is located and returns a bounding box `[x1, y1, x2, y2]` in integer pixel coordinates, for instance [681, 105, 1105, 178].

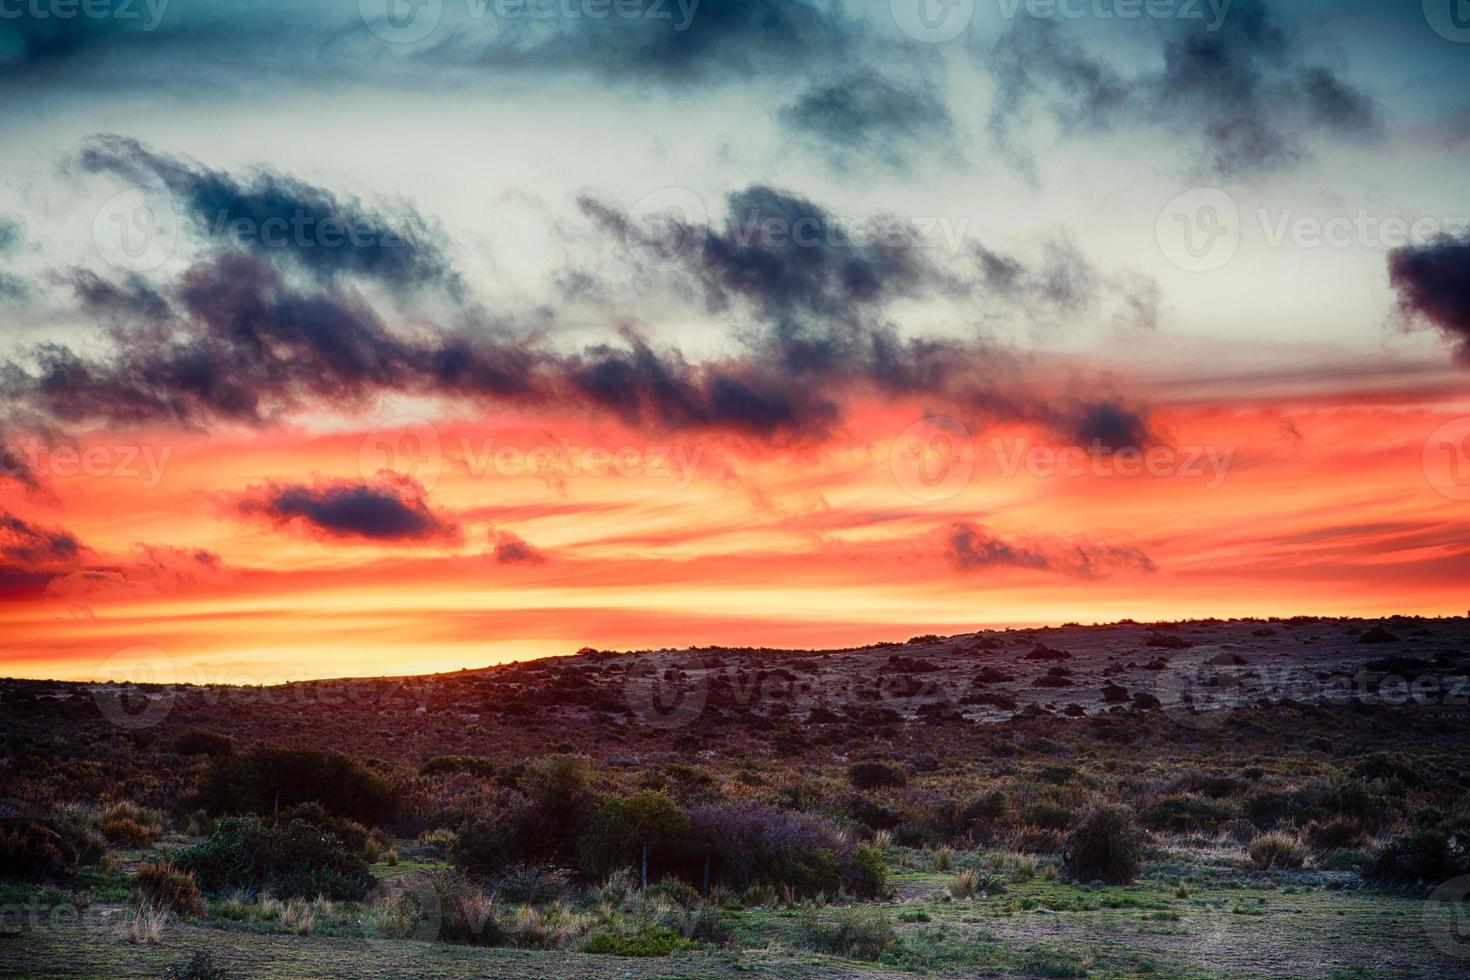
[1, 0, 1468, 682]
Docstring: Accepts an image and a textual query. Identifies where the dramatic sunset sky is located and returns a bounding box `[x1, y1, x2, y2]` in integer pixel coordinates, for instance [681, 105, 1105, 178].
[1, 0, 1468, 682]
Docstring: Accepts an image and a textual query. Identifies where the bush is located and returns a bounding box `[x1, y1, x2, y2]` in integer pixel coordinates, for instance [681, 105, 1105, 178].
[849, 844, 888, 899]
[174, 731, 234, 758]
[177, 816, 373, 900]
[583, 925, 693, 957]
[164, 950, 229, 980]
[136, 860, 207, 917]
[0, 814, 105, 882]
[193, 747, 396, 826]
[688, 803, 880, 899]
[453, 756, 599, 877]
[1304, 817, 1365, 851]
[420, 756, 498, 778]
[1140, 795, 1235, 834]
[1368, 828, 1470, 889]
[101, 816, 158, 848]
[848, 761, 907, 790]
[1020, 801, 1075, 831]
[794, 909, 897, 961]
[1247, 833, 1307, 870]
[576, 791, 686, 879]
[1062, 806, 1141, 884]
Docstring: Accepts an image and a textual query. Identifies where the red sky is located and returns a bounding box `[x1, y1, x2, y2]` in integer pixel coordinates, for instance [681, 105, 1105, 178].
[5, 356, 1468, 683]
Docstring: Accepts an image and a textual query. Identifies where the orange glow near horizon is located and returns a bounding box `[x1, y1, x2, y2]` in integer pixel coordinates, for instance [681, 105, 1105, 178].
[4, 376, 1470, 683]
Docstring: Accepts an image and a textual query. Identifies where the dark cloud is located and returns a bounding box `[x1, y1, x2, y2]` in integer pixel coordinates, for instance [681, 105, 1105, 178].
[1064, 399, 1156, 452]
[492, 530, 545, 565]
[780, 69, 952, 170]
[79, 135, 458, 292]
[0, 510, 87, 597]
[43, 543, 228, 603]
[3, 175, 1153, 449]
[0, 217, 28, 301]
[944, 520, 1155, 579]
[1388, 234, 1470, 363]
[0, 434, 43, 492]
[450, 0, 855, 81]
[0, 510, 85, 565]
[234, 473, 460, 543]
[984, 1, 1378, 178]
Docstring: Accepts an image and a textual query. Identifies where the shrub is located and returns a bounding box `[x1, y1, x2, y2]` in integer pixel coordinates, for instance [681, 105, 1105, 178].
[848, 761, 907, 790]
[794, 909, 897, 961]
[164, 950, 229, 980]
[949, 869, 977, 898]
[420, 756, 498, 778]
[101, 816, 158, 848]
[174, 731, 234, 758]
[0, 815, 105, 882]
[576, 791, 686, 879]
[583, 925, 693, 957]
[177, 816, 373, 900]
[494, 867, 568, 905]
[136, 860, 207, 917]
[193, 747, 396, 826]
[1140, 795, 1235, 834]
[849, 844, 888, 899]
[1062, 806, 1141, 884]
[688, 803, 879, 898]
[453, 756, 599, 876]
[1368, 828, 1470, 889]
[1305, 817, 1365, 851]
[1247, 833, 1307, 870]
[1020, 802, 1075, 831]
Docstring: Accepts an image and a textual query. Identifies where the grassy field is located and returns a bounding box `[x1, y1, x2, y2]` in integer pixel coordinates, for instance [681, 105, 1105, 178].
[4, 618, 1469, 978]
[3, 842, 1464, 978]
